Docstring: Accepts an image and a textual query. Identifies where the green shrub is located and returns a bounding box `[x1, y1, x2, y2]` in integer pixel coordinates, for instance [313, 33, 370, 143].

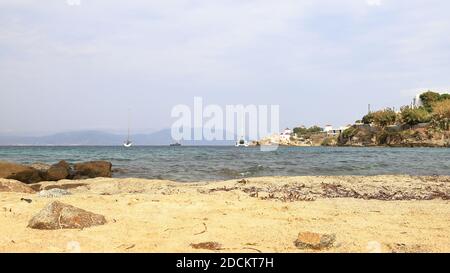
[342, 127, 357, 139]
[431, 100, 450, 130]
[440, 93, 450, 101]
[362, 113, 374, 124]
[420, 91, 441, 112]
[293, 126, 323, 136]
[400, 106, 431, 125]
[372, 108, 398, 127]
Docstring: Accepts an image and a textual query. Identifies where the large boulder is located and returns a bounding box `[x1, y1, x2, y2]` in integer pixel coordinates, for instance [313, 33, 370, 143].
[28, 201, 107, 230]
[0, 179, 36, 193]
[0, 161, 43, 184]
[73, 161, 112, 179]
[44, 160, 70, 181]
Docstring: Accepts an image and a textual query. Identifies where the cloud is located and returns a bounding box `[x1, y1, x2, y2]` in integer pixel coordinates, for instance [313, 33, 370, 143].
[366, 0, 382, 6]
[0, 0, 449, 132]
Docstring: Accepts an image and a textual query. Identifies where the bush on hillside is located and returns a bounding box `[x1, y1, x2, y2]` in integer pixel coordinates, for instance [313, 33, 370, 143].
[362, 113, 375, 124]
[431, 100, 450, 130]
[341, 127, 357, 139]
[400, 106, 431, 126]
[293, 126, 323, 136]
[420, 91, 441, 112]
[372, 108, 398, 127]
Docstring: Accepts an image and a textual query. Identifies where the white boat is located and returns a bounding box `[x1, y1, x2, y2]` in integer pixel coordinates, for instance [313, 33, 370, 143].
[123, 110, 133, 148]
[235, 117, 249, 147]
[235, 137, 249, 147]
[123, 140, 133, 148]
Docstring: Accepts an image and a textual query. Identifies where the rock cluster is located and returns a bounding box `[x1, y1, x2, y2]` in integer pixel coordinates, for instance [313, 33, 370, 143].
[0, 160, 112, 184]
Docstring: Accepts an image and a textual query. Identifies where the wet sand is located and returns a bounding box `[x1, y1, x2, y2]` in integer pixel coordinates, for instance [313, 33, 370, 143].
[0, 175, 449, 253]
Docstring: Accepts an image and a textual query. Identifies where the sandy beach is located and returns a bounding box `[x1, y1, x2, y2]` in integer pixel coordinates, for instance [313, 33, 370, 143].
[1, 175, 449, 253]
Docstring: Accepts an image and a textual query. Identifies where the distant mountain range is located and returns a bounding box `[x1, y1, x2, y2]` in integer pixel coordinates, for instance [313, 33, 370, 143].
[0, 129, 236, 146]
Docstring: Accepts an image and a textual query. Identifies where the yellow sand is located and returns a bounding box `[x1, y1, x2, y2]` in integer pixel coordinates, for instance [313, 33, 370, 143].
[0, 176, 449, 253]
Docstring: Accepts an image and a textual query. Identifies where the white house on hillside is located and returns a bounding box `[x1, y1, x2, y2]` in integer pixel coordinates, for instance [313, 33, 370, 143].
[324, 125, 350, 136]
[279, 128, 293, 141]
[413, 94, 423, 108]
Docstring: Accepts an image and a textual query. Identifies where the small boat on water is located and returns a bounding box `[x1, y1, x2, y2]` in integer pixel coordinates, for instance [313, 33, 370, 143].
[170, 142, 182, 147]
[235, 137, 249, 147]
[123, 140, 133, 148]
[123, 110, 133, 148]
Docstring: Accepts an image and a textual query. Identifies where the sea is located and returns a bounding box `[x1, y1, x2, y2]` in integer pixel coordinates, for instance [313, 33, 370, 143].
[0, 146, 449, 182]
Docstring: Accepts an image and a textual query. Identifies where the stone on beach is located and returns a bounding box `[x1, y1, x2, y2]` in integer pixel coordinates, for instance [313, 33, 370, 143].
[190, 242, 223, 250]
[0, 161, 42, 184]
[45, 160, 70, 181]
[28, 201, 107, 230]
[38, 188, 72, 198]
[73, 161, 112, 179]
[294, 232, 336, 250]
[0, 179, 36, 193]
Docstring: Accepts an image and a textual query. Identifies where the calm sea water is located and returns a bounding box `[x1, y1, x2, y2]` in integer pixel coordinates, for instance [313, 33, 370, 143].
[0, 146, 449, 182]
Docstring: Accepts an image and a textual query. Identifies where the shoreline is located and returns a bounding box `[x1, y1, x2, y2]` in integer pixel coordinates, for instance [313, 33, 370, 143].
[1, 144, 449, 148]
[1, 175, 449, 253]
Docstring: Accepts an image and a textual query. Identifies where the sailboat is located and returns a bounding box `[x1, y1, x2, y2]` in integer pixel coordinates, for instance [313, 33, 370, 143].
[235, 115, 249, 147]
[123, 110, 133, 148]
[235, 136, 249, 147]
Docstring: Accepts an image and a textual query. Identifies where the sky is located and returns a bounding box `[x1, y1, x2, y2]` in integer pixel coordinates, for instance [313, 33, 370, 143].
[0, 0, 449, 135]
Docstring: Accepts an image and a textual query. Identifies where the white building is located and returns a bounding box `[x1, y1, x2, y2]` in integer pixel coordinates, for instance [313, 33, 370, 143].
[324, 125, 350, 136]
[413, 94, 423, 108]
[279, 128, 293, 141]
[324, 125, 333, 133]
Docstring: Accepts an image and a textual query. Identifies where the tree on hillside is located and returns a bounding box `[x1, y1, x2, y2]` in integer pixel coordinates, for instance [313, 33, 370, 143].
[307, 126, 323, 133]
[431, 100, 450, 130]
[372, 108, 397, 127]
[362, 113, 375, 124]
[293, 127, 307, 135]
[440, 93, 450, 101]
[420, 91, 442, 112]
[400, 106, 431, 126]
[293, 126, 323, 136]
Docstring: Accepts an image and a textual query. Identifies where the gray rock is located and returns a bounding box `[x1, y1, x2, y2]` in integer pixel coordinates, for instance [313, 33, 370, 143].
[38, 188, 72, 198]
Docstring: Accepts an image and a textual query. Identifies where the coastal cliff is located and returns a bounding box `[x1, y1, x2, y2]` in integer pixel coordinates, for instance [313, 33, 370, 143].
[252, 125, 450, 148]
[253, 91, 450, 148]
[338, 125, 450, 147]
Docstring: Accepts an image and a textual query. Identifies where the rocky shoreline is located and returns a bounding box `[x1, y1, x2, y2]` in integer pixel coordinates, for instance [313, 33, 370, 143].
[0, 160, 112, 184]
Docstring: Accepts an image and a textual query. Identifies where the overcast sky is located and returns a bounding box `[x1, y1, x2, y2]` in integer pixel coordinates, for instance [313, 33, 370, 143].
[1, 0, 449, 135]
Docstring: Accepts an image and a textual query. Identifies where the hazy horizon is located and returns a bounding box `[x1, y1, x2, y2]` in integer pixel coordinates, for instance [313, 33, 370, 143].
[1, 0, 450, 136]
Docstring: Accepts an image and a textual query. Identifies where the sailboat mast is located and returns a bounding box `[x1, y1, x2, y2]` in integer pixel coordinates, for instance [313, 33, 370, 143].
[127, 109, 131, 141]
